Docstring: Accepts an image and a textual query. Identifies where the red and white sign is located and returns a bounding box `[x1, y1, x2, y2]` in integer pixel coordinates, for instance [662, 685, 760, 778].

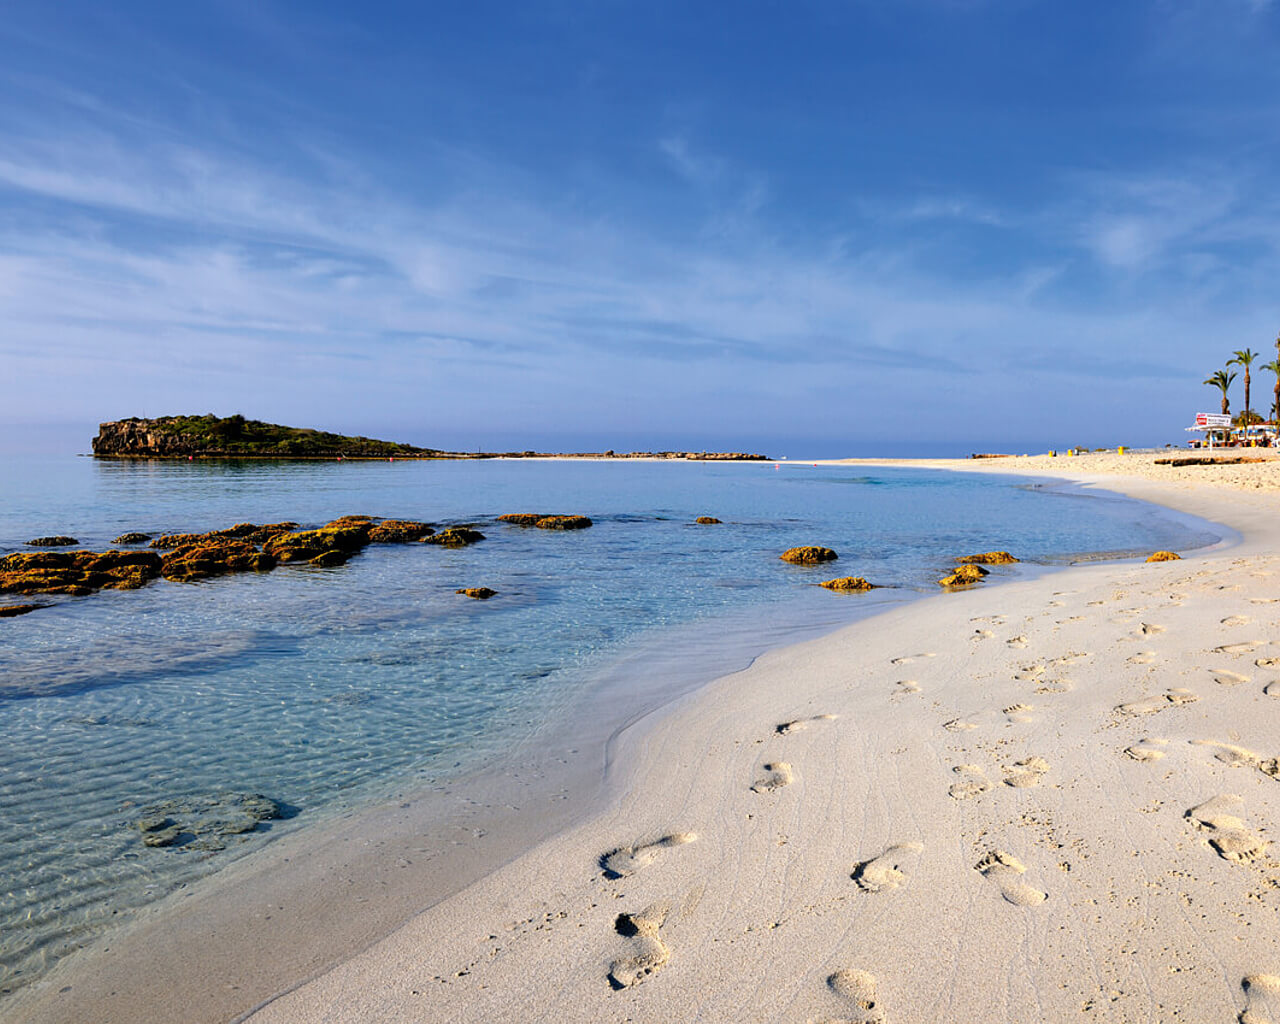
[1195, 412, 1231, 428]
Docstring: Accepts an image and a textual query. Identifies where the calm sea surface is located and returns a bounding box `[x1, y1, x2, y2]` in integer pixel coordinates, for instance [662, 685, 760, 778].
[0, 456, 1219, 995]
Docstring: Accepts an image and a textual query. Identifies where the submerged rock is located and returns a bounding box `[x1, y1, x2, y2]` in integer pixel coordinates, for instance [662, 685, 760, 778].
[112, 532, 152, 545]
[367, 519, 435, 543]
[1146, 550, 1181, 562]
[456, 587, 497, 599]
[424, 527, 486, 548]
[309, 549, 351, 567]
[497, 513, 544, 526]
[695, 516, 722, 524]
[780, 546, 838, 565]
[133, 792, 284, 851]
[28, 536, 78, 547]
[0, 602, 46, 617]
[956, 551, 1019, 565]
[820, 576, 876, 591]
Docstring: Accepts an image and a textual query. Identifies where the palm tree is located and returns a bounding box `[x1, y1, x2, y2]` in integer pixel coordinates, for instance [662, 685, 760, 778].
[1204, 368, 1236, 416]
[1264, 359, 1280, 425]
[1229, 348, 1259, 429]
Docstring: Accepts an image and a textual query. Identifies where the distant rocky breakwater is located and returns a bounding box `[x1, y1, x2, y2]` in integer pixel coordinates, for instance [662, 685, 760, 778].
[90, 417, 769, 461]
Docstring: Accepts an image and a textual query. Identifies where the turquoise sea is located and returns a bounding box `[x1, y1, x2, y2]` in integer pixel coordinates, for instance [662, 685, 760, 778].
[0, 456, 1220, 998]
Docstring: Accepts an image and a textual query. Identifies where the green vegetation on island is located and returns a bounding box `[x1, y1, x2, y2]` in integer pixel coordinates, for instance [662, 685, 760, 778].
[93, 415, 435, 458]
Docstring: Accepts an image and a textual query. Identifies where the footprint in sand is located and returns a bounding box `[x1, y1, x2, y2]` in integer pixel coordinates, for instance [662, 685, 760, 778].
[1185, 795, 1269, 865]
[1241, 973, 1280, 1024]
[948, 764, 991, 799]
[1003, 703, 1035, 724]
[1191, 742, 1280, 782]
[1117, 689, 1199, 715]
[971, 629, 994, 641]
[777, 714, 837, 735]
[943, 718, 978, 732]
[1138, 623, 1166, 636]
[807, 969, 884, 1024]
[974, 849, 1047, 906]
[1127, 651, 1156, 665]
[1222, 615, 1252, 627]
[1191, 740, 1262, 768]
[894, 680, 921, 695]
[1035, 679, 1072, 695]
[852, 841, 924, 892]
[1250, 597, 1280, 605]
[1213, 669, 1252, 687]
[608, 902, 671, 989]
[1006, 635, 1028, 648]
[1003, 756, 1050, 787]
[1014, 663, 1046, 682]
[1125, 738, 1169, 762]
[1215, 642, 1260, 656]
[890, 653, 936, 666]
[1265, 681, 1280, 698]
[752, 762, 794, 793]
[1257, 658, 1280, 669]
[601, 833, 698, 879]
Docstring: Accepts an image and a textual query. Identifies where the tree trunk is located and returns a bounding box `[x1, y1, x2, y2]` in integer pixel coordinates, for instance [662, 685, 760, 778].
[1244, 369, 1251, 425]
[1221, 391, 1229, 416]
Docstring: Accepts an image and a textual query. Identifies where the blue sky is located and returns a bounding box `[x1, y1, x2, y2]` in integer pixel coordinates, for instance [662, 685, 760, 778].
[2, 1, 1279, 455]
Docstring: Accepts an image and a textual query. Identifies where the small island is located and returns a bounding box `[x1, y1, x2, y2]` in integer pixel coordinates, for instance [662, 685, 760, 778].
[91, 416, 769, 461]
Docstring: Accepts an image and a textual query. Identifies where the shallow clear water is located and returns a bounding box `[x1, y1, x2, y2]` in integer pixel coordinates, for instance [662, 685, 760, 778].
[0, 456, 1218, 995]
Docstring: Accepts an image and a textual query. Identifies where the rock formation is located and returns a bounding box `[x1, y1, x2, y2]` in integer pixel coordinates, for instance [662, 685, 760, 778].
[820, 576, 875, 591]
[956, 551, 1019, 565]
[780, 546, 838, 565]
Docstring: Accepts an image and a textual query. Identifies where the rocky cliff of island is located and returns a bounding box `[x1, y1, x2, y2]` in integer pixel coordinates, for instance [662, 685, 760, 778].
[92, 416, 435, 458]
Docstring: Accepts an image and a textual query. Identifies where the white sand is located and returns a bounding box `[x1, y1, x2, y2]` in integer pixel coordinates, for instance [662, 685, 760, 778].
[11, 453, 1280, 1023]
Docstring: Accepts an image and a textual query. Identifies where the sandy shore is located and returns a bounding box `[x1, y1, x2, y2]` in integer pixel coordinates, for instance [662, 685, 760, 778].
[11, 453, 1280, 1023]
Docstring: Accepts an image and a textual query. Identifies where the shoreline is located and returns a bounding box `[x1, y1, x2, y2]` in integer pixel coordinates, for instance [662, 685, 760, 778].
[7, 456, 1276, 1023]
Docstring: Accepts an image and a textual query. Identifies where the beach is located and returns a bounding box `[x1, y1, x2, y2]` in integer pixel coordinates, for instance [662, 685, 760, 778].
[8, 452, 1280, 1023]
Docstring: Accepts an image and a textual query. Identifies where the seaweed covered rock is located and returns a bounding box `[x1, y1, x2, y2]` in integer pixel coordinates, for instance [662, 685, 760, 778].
[0, 603, 46, 617]
[498, 513, 593, 530]
[497, 513, 544, 526]
[1146, 550, 1181, 563]
[1, 550, 163, 595]
[956, 551, 1019, 565]
[309, 549, 351, 567]
[820, 576, 876, 591]
[262, 524, 370, 563]
[367, 519, 435, 543]
[424, 527, 486, 548]
[325, 515, 374, 529]
[133, 791, 283, 851]
[535, 515, 592, 530]
[161, 540, 276, 582]
[112, 532, 152, 545]
[151, 522, 300, 549]
[28, 536, 78, 547]
[939, 564, 989, 587]
[780, 546, 838, 565]
[695, 516, 722, 525]
[456, 587, 497, 599]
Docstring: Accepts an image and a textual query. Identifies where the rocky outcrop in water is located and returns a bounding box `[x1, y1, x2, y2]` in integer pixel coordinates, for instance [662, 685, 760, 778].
[780, 546, 838, 565]
[160, 540, 277, 582]
[498, 513, 593, 530]
[28, 536, 78, 547]
[425, 527, 486, 548]
[0, 602, 46, 617]
[1, 550, 162, 595]
[112, 532, 152, 545]
[939, 564, 989, 587]
[1146, 550, 1181, 562]
[820, 576, 875, 591]
[368, 520, 435, 542]
[956, 551, 1019, 565]
[456, 587, 497, 599]
[695, 516, 722, 525]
